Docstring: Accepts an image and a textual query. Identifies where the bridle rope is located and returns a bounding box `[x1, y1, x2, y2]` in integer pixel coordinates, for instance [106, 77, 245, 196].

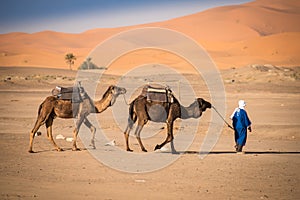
[212, 105, 234, 130]
[122, 94, 130, 105]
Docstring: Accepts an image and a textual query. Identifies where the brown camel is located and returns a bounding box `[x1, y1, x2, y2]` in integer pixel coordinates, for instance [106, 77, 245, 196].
[123, 85, 211, 152]
[29, 85, 126, 153]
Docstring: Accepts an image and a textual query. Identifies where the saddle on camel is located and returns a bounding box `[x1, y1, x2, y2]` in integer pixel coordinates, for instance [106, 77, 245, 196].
[51, 83, 89, 118]
[51, 85, 86, 103]
[141, 84, 174, 104]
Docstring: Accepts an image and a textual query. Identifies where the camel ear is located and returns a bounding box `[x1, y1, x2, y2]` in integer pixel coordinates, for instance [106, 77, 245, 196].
[109, 85, 116, 92]
[197, 98, 203, 106]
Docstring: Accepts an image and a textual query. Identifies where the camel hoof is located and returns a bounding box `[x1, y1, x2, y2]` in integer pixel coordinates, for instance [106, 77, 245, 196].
[142, 149, 148, 152]
[127, 148, 133, 152]
[72, 148, 81, 151]
[57, 148, 63, 152]
[28, 150, 35, 153]
[171, 151, 179, 154]
[154, 144, 161, 151]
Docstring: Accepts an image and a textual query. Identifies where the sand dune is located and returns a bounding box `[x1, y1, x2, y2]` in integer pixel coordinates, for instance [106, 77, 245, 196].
[208, 32, 300, 68]
[0, 0, 299, 70]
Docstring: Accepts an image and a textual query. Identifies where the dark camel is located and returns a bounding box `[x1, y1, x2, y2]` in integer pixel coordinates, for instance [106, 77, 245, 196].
[29, 85, 126, 153]
[123, 90, 211, 152]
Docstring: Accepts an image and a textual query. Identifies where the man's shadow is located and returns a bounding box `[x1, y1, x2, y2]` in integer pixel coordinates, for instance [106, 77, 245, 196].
[167, 150, 300, 155]
[184, 151, 300, 155]
[166, 141, 300, 155]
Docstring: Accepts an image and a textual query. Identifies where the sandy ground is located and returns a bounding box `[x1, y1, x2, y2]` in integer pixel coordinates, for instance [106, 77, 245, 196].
[0, 66, 299, 199]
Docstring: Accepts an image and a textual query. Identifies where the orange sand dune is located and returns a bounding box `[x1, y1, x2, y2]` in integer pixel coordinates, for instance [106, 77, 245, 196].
[206, 32, 300, 69]
[162, 1, 300, 41]
[0, 0, 299, 70]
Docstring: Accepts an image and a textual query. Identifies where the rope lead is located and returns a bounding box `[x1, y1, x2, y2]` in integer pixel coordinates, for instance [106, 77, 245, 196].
[122, 94, 130, 105]
[212, 105, 234, 130]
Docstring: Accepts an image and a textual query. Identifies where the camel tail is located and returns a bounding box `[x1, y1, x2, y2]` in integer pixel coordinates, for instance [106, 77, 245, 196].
[37, 102, 43, 115]
[127, 101, 136, 129]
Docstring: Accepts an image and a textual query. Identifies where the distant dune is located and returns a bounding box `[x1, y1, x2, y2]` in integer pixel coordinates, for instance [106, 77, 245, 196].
[0, 0, 299, 70]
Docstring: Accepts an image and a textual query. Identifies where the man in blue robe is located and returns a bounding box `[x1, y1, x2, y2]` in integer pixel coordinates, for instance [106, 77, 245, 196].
[230, 100, 252, 153]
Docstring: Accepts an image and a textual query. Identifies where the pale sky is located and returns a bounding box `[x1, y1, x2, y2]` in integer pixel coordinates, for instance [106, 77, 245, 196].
[0, 0, 251, 34]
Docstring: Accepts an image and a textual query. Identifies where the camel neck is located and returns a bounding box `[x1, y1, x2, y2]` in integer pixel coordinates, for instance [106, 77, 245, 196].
[94, 93, 113, 113]
[180, 101, 201, 119]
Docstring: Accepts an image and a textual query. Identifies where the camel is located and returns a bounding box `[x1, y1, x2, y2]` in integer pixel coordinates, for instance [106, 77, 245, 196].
[28, 85, 126, 153]
[123, 85, 211, 152]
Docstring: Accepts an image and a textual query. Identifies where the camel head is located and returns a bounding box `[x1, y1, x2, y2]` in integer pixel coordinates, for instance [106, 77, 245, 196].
[104, 85, 127, 106]
[189, 98, 211, 118]
[184, 98, 211, 119]
[197, 98, 212, 112]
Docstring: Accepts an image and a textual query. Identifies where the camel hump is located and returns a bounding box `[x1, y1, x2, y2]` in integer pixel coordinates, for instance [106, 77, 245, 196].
[141, 84, 174, 103]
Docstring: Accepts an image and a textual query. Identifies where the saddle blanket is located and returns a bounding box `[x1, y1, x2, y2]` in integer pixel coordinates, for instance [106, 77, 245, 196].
[142, 84, 173, 103]
[51, 86, 84, 103]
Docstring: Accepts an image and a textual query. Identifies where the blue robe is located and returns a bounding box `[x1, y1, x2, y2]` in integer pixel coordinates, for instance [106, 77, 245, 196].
[232, 108, 251, 146]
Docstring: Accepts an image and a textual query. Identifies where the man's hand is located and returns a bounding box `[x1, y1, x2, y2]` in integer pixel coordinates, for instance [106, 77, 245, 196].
[248, 126, 252, 132]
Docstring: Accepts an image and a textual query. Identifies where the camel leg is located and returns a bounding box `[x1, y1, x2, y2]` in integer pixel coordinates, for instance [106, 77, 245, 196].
[135, 125, 146, 152]
[72, 116, 85, 151]
[135, 120, 147, 152]
[123, 113, 137, 152]
[83, 118, 96, 149]
[28, 120, 43, 153]
[124, 125, 133, 152]
[154, 120, 174, 151]
[28, 105, 51, 153]
[46, 117, 62, 152]
[170, 140, 178, 154]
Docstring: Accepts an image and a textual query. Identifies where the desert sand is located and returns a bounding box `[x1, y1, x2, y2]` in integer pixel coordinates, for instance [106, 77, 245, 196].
[0, 0, 300, 199]
[0, 65, 299, 199]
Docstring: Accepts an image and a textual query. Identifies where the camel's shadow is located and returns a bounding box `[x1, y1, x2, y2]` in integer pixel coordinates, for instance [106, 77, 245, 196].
[32, 147, 89, 153]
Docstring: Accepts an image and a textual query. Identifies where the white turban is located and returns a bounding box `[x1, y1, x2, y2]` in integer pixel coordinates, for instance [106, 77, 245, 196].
[230, 100, 246, 119]
[238, 100, 246, 109]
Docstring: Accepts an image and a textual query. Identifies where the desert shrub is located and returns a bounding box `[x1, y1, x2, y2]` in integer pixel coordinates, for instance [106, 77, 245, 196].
[78, 61, 106, 70]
